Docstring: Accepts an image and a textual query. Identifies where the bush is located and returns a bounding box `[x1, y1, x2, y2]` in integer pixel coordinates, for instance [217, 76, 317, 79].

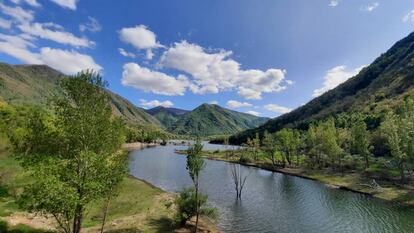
[174, 188, 217, 226]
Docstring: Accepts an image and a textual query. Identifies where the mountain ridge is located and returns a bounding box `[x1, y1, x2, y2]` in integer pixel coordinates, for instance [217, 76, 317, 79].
[228, 31, 414, 144]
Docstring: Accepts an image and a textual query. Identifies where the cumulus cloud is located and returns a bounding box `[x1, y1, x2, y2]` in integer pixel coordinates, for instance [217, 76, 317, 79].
[264, 104, 291, 114]
[209, 100, 218, 105]
[119, 25, 162, 60]
[0, 3, 34, 23]
[329, 0, 339, 7]
[79, 17, 101, 33]
[49, 0, 77, 10]
[361, 2, 379, 12]
[246, 110, 260, 116]
[18, 22, 94, 47]
[226, 100, 252, 108]
[0, 33, 41, 63]
[121, 63, 189, 96]
[139, 99, 174, 108]
[403, 10, 414, 23]
[158, 41, 290, 99]
[312, 65, 364, 97]
[39, 47, 102, 74]
[118, 48, 136, 58]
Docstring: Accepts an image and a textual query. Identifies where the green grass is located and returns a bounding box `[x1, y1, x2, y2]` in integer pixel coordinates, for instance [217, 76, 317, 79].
[0, 146, 176, 233]
[83, 177, 176, 232]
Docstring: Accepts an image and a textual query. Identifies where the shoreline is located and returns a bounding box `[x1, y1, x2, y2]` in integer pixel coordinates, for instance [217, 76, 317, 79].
[121, 142, 159, 151]
[174, 149, 414, 207]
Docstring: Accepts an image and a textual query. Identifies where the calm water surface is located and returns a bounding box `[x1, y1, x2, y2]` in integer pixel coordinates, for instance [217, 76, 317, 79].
[128, 142, 414, 233]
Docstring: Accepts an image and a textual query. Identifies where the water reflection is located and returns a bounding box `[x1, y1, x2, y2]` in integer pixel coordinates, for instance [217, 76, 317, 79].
[129, 143, 414, 233]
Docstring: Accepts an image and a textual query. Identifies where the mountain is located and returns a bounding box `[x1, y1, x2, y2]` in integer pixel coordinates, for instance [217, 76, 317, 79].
[229, 31, 414, 144]
[146, 106, 189, 129]
[0, 63, 161, 128]
[167, 104, 269, 136]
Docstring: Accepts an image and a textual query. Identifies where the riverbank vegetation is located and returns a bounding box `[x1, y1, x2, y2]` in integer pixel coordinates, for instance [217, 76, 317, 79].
[205, 98, 414, 205]
[0, 72, 187, 233]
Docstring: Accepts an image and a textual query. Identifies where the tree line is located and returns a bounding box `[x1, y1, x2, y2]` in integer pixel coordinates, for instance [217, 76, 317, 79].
[234, 98, 414, 184]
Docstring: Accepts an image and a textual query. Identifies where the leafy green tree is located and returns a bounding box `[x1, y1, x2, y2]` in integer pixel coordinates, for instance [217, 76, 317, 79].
[17, 71, 126, 233]
[351, 119, 371, 169]
[262, 131, 278, 167]
[319, 119, 342, 169]
[186, 140, 205, 232]
[381, 98, 414, 183]
[246, 132, 260, 161]
[275, 129, 301, 166]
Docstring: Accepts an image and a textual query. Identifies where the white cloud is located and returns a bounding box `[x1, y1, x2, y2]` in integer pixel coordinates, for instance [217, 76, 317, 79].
[118, 48, 136, 58]
[226, 100, 252, 108]
[119, 25, 162, 60]
[0, 34, 101, 74]
[11, 0, 41, 7]
[49, 0, 77, 10]
[246, 110, 260, 116]
[79, 17, 101, 33]
[403, 10, 414, 23]
[361, 2, 379, 12]
[139, 99, 174, 108]
[18, 22, 94, 47]
[264, 104, 292, 114]
[158, 41, 289, 99]
[312, 65, 364, 97]
[121, 62, 189, 96]
[0, 33, 41, 63]
[0, 3, 34, 23]
[39, 47, 102, 74]
[329, 0, 339, 7]
[0, 18, 12, 29]
[209, 100, 218, 105]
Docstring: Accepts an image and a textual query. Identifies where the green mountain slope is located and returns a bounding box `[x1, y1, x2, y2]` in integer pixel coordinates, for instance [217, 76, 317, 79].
[169, 104, 269, 136]
[229, 31, 414, 144]
[146, 106, 189, 129]
[0, 63, 161, 127]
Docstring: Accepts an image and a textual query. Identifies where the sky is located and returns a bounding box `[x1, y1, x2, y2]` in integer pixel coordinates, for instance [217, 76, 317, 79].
[1, 0, 414, 118]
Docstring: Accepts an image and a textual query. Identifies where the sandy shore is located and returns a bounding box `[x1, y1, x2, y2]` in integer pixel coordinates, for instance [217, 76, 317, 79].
[121, 142, 159, 151]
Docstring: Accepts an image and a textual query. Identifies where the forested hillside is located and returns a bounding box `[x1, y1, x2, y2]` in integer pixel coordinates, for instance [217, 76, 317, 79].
[229, 31, 414, 144]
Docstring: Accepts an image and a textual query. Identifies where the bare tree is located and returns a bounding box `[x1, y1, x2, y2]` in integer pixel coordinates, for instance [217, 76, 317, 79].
[230, 164, 250, 198]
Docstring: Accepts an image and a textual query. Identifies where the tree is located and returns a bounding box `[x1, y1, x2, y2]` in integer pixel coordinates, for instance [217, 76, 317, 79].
[262, 131, 277, 167]
[175, 188, 217, 226]
[275, 129, 301, 166]
[381, 98, 414, 183]
[230, 164, 249, 198]
[319, 119, 342, 169]
[351, 119, 371, 169]
[17, 71, 126, 233]
[246, 133, 260, 161]
[186, 140, 205, 233]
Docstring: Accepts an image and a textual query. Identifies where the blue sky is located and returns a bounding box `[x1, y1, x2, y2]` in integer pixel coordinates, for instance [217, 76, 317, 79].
[1, 0, 414, 117]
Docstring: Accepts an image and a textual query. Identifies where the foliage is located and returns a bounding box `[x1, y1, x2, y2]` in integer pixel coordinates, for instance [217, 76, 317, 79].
[174, 188, 217, 225]
[380, 98, 414, 182]
[13, 71, 127, 233]
[229, 31, 414, 145]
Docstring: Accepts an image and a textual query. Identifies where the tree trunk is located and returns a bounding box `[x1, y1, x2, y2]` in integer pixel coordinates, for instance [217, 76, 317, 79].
[195, 182, 199, 233]
[72, 205, 83, 233]
[100, 197, 111, 233]
[365, 155, 369, 169]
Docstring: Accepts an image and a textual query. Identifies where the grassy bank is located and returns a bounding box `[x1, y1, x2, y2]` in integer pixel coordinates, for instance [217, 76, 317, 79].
[176, 149, 414, 206]
[0, 147, 177, 233]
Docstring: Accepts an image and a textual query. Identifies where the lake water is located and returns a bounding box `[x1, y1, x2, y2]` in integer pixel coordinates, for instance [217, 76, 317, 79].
[128, 142, 414, 233]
